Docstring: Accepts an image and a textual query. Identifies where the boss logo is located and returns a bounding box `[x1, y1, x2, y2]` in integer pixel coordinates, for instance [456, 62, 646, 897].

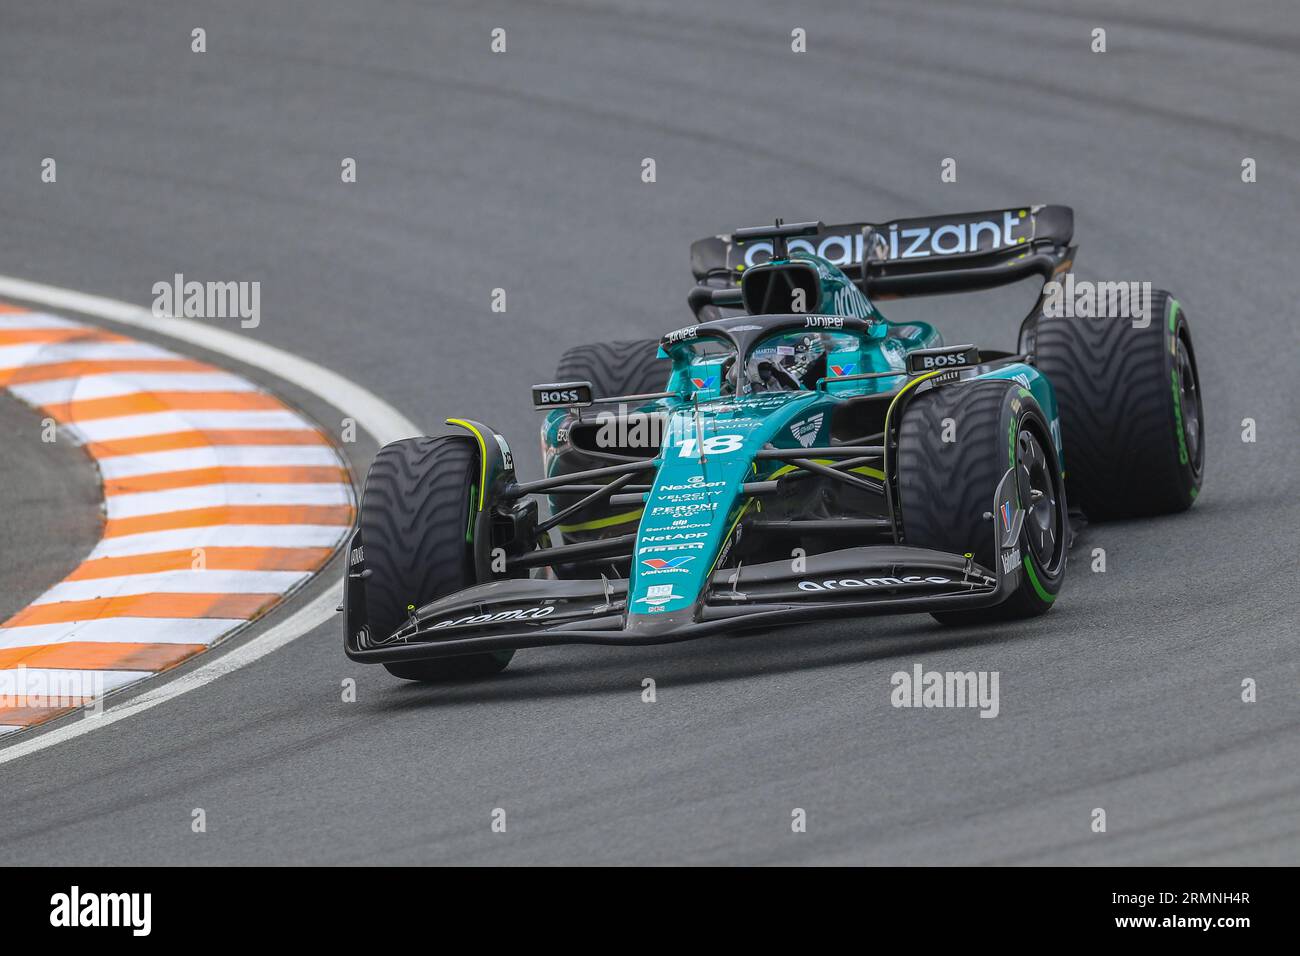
[908, 345, 979, 374]
[532, 382, 593, 409]
[923, 353, 967, 368]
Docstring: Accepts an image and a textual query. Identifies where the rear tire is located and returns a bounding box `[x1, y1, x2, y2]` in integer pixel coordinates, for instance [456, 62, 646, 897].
[549, 340, 667, 565]
[1034, 291, 1204, 520]
[555, 339, 668, 399]
[898, 380, 1068, 624]
[359, 436, 513, 682]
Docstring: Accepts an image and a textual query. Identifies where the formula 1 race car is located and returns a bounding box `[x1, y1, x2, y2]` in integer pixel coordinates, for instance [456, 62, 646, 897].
[343, 205, 1205, 681]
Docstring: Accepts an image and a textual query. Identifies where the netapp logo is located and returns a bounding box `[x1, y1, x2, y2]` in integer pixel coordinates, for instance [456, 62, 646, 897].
[50, 886, 151, 937]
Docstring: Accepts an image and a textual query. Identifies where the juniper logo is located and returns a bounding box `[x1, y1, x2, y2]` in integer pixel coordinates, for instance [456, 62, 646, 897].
[151, 273, 261, 328]
[890, 663, 1000, 718]
[49, 886, 151, 936]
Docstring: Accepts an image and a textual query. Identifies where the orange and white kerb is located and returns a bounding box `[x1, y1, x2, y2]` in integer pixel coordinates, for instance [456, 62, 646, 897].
[0, 304, 353, 734]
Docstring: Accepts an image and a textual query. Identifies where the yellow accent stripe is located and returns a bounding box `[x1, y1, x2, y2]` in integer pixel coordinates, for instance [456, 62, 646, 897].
[445, 418, 488, 511]
[557, 508, 643, 533]
[768, 459, 885, 481]
[881, 370, 945, 481]
[708, 499, 753, 576]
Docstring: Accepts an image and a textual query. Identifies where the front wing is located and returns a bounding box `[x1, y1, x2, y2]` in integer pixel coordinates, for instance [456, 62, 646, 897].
[343, 470, 1026, 663]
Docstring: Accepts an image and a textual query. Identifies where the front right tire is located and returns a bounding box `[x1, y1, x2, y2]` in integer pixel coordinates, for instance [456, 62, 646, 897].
[359, 435, 513, 682]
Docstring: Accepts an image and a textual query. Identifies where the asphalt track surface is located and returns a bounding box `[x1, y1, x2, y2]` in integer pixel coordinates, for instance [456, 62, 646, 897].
[1, 0, 1298, 865]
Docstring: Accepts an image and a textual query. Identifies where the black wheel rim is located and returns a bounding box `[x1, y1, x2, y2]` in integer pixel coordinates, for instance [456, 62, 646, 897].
[1175, 334, 1203, 474]
[1015, 428, 1060, 568]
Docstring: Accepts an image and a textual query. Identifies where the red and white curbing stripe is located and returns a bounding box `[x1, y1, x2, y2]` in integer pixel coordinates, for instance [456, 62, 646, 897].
[0, 303, 354, 734]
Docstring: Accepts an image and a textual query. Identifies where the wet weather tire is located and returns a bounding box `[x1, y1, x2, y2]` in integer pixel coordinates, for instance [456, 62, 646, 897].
[898, 380, 1067, 624]
[549, 340, 668, 565]
[555, 339, 669, 399]
[1034, 291, 1204, 520]
[359, 435, 513, 681]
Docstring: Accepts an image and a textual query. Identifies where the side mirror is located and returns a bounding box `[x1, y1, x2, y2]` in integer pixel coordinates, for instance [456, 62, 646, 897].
[531, 382, 594, 410]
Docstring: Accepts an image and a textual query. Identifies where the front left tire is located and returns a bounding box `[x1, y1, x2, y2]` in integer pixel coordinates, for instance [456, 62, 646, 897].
[898, 379, 1068, 624]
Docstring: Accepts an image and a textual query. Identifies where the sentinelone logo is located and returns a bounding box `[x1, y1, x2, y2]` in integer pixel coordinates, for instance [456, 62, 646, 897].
[50, 887, 151, 936]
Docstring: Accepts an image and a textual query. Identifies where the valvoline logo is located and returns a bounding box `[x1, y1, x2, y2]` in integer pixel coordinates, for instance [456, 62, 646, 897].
[691, 376, 716, 389]
[643, 556, 694, 570]
[1000, 501, 1013, 532]
[830, 364, 856, 377]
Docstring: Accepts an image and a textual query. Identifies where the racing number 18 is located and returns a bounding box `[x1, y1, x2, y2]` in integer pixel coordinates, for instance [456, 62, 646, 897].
[677, 434, 744, 457]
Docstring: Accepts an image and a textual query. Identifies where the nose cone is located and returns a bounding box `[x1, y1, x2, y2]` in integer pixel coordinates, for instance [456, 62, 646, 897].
[622, 608, 696, 638]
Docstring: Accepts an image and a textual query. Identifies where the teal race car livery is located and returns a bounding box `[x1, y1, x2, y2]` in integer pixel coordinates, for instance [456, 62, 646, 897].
[344, 206, 1205, 681]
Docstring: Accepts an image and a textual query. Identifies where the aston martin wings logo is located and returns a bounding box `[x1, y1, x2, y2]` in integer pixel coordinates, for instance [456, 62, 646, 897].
[790, 414, 824, 448]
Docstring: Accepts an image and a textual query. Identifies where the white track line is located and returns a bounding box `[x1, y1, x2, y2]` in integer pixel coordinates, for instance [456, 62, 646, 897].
[0, 590, 340, 766]
[96, 445, 344, 480]
[35, 570, 309, 604]
[0, 618, 246, 650]
[12, 371, 257, 404]
[104, 482, 352, 518]
[0, 277, 419, 445]
[0, 276, 420, 765]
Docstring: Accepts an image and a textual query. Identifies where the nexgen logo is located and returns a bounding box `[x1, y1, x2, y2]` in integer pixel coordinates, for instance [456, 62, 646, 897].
[50, 886, 151, 936]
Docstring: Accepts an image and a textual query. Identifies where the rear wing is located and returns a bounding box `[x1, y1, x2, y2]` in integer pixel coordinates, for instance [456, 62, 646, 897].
[691, 205, 1075, 298]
